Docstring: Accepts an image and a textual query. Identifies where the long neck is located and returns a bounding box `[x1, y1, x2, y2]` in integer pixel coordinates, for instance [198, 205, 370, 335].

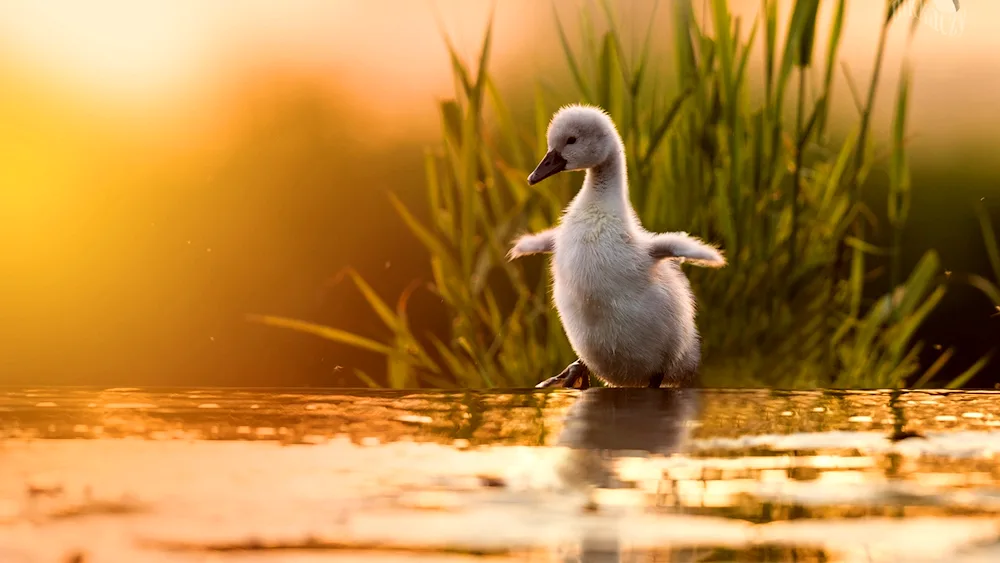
[576, 142, 632, 220]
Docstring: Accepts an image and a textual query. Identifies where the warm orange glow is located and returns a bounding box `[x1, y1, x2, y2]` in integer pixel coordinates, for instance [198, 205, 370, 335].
[0, 1, 213, 104]
[1, 0, 998, 386]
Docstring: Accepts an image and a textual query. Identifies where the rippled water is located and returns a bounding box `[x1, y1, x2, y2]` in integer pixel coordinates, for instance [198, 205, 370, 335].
[2, 387, 1000, 562]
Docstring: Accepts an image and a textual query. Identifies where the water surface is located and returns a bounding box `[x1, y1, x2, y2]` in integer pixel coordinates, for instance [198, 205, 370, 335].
[2, 388, 1000, 562]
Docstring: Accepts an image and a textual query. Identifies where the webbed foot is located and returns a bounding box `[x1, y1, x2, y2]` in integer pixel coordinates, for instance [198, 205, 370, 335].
[535, 360, 591, 390]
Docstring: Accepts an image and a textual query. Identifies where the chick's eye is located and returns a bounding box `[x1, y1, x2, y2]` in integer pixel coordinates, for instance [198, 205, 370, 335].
[566, 136, 577, 145]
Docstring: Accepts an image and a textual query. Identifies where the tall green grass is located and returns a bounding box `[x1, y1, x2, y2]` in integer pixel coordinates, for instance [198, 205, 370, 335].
[251, 0, 984, 389]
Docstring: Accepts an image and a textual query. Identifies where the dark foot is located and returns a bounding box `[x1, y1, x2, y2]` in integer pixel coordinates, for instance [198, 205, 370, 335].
[536, 360, 590, 390]
[647, 372, 664, 388]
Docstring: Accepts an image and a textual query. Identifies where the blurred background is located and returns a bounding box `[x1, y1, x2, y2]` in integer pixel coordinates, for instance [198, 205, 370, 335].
[2, 0, 998, 388]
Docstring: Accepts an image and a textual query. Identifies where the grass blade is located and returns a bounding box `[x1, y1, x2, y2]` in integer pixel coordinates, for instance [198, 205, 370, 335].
[353, 369, 383, 389]
[911, 347, 955, 389]
[553, 6, 593, 101]
[946, 351, 994, 389]
[247, 314, 419, 364]
[976, 201, 1000, 283]
[389, 192, 459, 273]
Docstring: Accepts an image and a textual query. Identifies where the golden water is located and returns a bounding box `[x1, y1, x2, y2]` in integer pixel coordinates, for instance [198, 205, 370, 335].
[2, 388, 1000, 562]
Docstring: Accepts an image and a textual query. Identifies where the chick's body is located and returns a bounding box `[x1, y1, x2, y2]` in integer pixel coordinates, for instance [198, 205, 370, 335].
[510, 104, 724, 388]
[553, 190, 698, 387]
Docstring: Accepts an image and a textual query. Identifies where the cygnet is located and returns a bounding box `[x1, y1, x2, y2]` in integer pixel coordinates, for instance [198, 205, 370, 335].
[508, 104, 725, 389]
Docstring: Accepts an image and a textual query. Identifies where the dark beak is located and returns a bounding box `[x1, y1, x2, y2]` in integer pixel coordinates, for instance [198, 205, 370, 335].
[527, 150, 567, 185]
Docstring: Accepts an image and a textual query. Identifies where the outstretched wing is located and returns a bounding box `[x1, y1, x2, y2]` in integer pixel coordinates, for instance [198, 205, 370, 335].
[648, 232, 726, 268]
[508, 228, 557, 260]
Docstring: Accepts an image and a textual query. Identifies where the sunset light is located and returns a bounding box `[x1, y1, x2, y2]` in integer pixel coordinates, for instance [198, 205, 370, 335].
[4, 1, 1000, 561]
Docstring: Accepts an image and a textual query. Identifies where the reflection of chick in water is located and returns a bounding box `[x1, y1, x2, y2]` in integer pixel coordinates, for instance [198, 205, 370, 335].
[557, 388, 699, 452]
[551, 388, 699, 493]
[542, 389, 700, 563]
